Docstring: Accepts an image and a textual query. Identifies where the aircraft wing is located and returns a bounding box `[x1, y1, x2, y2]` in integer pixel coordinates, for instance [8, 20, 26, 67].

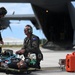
[4, 14, 35, 20]
[3, 14, 40, 29]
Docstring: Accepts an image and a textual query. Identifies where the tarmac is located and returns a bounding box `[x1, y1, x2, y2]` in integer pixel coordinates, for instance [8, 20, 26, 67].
[40, 47, 73, 67]
[0, 47, 75, 75]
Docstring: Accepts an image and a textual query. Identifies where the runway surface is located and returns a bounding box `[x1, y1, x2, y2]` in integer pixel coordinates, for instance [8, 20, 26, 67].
[0, 47, 75, 75]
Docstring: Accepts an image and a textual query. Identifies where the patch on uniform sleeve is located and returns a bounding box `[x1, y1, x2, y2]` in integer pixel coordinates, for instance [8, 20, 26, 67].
[32, 37, 38, 47]
[32, 37, 37, 40]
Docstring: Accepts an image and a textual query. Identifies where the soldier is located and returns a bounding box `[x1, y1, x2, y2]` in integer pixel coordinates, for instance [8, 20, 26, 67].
[0, 7, 7, 18]
[0, 32, 4, 53]
[16, 25, 43, 69]
[0, 7, 7, 53]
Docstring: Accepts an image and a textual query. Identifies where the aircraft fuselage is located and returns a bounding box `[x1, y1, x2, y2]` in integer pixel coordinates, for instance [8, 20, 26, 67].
[0, 0, 75, 49]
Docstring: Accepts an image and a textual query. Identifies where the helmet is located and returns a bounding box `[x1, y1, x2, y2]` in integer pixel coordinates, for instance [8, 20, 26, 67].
[24, 25, 33, 34]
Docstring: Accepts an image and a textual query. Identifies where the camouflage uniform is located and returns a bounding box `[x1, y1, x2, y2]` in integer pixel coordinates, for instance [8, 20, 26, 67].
[22, 34, 43, 68]
[22, 34, 43, 60]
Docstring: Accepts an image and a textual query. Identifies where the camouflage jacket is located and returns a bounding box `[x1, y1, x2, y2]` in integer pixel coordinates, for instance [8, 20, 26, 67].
[22, 34, 43, 59]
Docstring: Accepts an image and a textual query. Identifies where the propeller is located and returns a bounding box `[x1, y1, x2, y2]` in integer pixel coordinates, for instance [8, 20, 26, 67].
[0, 18, 12, 31]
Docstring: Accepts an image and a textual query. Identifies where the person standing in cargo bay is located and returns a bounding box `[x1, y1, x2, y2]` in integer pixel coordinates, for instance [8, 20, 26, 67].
[16, 25, 43, 69]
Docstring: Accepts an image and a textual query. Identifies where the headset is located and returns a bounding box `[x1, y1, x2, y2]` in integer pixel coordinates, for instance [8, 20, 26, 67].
[25, 25, 33, 33]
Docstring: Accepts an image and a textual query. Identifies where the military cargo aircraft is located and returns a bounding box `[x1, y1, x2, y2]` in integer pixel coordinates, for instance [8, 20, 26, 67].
[0, 0, 75, 50]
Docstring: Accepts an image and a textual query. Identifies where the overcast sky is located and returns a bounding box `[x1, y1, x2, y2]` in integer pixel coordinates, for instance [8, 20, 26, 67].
[0, 3, 46, 40]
